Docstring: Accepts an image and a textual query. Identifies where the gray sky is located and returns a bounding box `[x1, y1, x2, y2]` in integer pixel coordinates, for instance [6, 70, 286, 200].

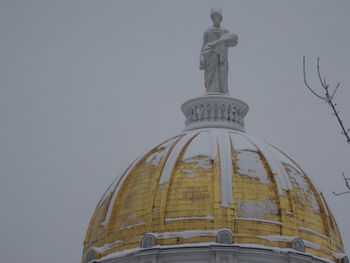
[1, 1, 349, 262]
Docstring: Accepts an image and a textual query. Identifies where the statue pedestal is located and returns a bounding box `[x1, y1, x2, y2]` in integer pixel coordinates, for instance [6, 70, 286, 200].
[181, 94, 249, 132]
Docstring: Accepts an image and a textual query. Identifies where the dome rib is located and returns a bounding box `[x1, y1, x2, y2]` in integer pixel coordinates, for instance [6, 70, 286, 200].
[102, 155, 144, 229]
[217, 129, 234, 207]
[159, 132, 198, 186]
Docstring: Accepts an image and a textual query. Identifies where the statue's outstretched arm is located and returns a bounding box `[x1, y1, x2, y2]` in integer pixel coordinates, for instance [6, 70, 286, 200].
[208, 33, 238, 48]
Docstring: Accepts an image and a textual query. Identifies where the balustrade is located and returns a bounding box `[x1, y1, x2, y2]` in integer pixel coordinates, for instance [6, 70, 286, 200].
[181, 95, 249, 132]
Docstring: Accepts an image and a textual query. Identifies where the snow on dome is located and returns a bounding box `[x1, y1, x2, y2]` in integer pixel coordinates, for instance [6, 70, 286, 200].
[235, 151, 270, 184]
[82, 128, 345, 263]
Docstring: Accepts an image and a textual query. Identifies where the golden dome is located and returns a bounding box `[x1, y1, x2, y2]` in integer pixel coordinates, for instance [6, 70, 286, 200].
[82, 128, 344, 263]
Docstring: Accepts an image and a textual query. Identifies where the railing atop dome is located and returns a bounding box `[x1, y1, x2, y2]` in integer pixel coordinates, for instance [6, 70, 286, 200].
[181, 93, 249, 132]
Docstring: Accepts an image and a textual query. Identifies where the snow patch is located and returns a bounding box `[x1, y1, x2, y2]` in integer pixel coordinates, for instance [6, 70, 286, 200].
[94, 247, 141, 262]
[165, 216, 214, 222]
[282, 162, 320, 214]
[151, 230, 218, 239]
[236, 150, 270, 184]
[237, 199, 278, 218]
[114, 221, 146, 232]
[299, 227, 330, 240]
[258, 235, 297, 243]
[235, 217, 282, 225]
[91, 240, 124, 254]
[146, 137, 178, 167]
[230, 132, 257, 151]
[181, 169, 196, 178]
[303, 240, 321, 251]
[332, 252, 346, 259]
[183, 157, 212, 170]
[127, 213, 137, 221]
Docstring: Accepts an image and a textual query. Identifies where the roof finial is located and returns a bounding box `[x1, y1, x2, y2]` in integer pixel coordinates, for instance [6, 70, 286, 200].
[200, 7, 238, 95]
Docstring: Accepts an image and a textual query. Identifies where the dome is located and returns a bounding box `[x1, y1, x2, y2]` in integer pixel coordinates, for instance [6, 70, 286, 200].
[82, 96, 345, 263]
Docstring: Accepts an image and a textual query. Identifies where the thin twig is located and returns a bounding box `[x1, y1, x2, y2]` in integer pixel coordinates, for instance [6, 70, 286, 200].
[327, 95, 350, 143]
[332, 190, 350, 196]
[317, 57, 327, 88]
[343, 172, 350, 190]
[332, 173, 350, 196]
[303, 56, 324, 99]
[331, 83, 340, 100]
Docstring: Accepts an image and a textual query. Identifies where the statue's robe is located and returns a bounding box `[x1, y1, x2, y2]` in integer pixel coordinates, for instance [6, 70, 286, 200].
[200, 27, 237, 94]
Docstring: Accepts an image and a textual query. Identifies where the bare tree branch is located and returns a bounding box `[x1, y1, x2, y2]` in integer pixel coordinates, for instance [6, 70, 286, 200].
[303, 56, 350, 144]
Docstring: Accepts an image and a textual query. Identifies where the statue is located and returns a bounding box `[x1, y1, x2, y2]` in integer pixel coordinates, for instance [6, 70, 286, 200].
[200, 7, 238, 94]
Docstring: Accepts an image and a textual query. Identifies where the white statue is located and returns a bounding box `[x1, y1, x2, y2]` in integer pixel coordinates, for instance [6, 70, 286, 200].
[200, 7, 238, 94]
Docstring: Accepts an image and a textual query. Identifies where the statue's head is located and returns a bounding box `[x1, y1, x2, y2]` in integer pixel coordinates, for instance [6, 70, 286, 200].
[210, 7, 223, 25]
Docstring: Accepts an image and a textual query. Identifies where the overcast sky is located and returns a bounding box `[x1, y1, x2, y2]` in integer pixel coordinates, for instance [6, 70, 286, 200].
[1, 1, 349, 262]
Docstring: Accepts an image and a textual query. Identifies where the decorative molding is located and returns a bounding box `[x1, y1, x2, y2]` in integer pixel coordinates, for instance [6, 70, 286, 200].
[141, 234, 156, 248]
[292, 238, 305, 253]
[97, 243, 334, 263]
[216, 229, 233, 244]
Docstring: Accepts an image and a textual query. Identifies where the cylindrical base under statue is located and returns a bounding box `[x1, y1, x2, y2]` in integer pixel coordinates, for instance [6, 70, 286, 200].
[181, 94, 249, 132]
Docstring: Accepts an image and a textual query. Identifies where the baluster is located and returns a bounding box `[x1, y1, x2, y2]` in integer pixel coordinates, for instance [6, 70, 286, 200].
[237, 109, 241, 125]
[195, 106, 199, 121]
[199, 105, 203, 121]
[203, 104, 208, 121]
[191, 107, 196, 121]
[214, 103, 218, 121]
[222, 103, 228, 120]
[209, 103, 214, 121]
[217, 103, 222, 120]
[186, 110, 192, 123]
[228, 105, 233, 121]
